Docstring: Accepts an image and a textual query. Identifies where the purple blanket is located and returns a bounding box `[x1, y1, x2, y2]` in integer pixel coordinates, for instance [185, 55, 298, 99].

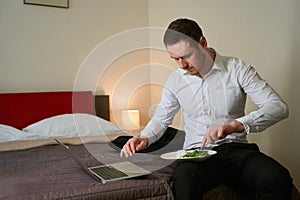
[0, 142, 175, 200]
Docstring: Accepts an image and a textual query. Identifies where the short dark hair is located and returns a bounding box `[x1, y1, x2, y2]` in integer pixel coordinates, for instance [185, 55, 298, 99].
[163, 18, 203, 47]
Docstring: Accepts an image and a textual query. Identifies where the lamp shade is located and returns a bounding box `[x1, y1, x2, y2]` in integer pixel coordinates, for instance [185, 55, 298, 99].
[121, 110, 140, 131]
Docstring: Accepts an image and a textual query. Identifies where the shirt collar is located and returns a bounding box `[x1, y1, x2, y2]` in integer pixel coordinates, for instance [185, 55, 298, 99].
[179, 48, 226, 76]
[212, 49, 226, 72]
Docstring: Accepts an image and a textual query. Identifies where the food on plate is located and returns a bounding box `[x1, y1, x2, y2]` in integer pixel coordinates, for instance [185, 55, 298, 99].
[180, 150, 209, 158]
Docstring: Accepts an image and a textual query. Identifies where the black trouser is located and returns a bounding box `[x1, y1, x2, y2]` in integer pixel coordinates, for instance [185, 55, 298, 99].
[172, 143, 293, 200]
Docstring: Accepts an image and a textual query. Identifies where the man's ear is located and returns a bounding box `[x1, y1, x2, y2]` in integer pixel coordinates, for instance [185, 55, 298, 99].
[199, 36, 207, 47]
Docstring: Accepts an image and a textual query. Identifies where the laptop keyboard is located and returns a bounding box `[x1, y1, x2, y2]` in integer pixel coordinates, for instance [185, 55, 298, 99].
[90, 165, 128, 180]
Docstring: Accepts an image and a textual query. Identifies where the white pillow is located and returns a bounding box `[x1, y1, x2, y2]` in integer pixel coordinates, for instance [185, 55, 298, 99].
[0, 124, 24, 142]
[22, 114, 124, 139]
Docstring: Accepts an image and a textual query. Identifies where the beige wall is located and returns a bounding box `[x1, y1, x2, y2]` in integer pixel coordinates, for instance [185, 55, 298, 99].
[1, 0, 299, 189]
[0, 1, 149, 99]
[0, 0, 150, 125]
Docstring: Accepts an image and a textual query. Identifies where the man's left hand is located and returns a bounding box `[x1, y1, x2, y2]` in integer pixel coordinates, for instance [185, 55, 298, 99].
[201, 120, 245, 147]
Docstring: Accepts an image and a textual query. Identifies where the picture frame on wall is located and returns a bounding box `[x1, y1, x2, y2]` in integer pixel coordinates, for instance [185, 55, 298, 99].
[24, 0, 69, 8]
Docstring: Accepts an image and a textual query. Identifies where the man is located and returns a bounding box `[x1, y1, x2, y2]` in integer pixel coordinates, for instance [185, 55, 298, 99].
[121, 18, 293, 200]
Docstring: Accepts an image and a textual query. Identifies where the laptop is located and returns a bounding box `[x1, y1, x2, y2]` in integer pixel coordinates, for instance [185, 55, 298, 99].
[55, 139, 151, 184]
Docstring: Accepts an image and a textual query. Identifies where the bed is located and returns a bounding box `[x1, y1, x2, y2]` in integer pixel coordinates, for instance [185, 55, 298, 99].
[0, 91, 299, 200]
[0, 91, 178, 200]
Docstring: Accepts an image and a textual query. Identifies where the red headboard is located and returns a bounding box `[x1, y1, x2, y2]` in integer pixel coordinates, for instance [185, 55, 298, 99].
[0, 91, 93, 129]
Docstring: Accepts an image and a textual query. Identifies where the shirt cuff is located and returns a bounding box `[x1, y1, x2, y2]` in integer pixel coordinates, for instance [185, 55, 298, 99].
[235, 118, 250, 134]
[140, 131, 157, 147]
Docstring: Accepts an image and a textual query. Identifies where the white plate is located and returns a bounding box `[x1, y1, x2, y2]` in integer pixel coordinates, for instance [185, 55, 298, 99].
[160, 149, 217, 161]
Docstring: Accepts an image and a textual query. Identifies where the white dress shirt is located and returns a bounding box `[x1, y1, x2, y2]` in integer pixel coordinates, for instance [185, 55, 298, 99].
[141, 50, 289, 150]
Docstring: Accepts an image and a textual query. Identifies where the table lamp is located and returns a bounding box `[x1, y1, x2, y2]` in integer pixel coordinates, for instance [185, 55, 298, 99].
[121, 110, 140, 133]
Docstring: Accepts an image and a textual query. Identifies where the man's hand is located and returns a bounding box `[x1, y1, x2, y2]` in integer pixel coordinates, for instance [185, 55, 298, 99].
[120, 136, 148, 158]
[201, 120, 245, 148]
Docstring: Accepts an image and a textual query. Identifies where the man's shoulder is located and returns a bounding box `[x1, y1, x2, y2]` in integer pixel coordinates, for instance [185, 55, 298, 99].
[217, 53, 250, 71]
[164, 69, 187, 86]
[167, 68, 185, 79]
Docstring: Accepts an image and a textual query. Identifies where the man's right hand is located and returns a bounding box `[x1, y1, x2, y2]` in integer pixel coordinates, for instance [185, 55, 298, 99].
[120, 136, 148, 158]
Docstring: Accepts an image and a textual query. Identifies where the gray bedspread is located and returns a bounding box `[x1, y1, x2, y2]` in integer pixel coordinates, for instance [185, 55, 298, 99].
[0, 142, 176, 200]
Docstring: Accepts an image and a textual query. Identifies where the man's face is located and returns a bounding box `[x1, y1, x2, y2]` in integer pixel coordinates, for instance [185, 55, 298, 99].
[166, 39, 211, 77]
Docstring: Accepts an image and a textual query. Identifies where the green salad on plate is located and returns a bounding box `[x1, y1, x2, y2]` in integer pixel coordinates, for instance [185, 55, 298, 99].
[180, 150, 209, 158]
